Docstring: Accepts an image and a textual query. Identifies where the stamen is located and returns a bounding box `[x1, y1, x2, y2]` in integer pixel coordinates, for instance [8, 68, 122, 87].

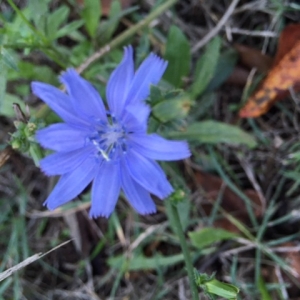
[90, 114, 128, 161]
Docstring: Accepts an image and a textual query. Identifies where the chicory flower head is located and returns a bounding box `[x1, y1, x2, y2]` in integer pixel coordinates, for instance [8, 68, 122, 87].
[32, 46, 190, 218]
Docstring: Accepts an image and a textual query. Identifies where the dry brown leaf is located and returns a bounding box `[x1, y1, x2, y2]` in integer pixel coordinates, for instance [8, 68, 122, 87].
[234, 44, 273, 73]
[0, 146, 12, 169]
[195, 170, 262, 233]
[239, 24, 300, 118]
[226, 66, 251, 86]
[226, 44, 273, 87]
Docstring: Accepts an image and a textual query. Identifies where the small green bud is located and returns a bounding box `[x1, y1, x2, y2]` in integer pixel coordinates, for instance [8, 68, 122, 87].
[11, 139, 21, 149]
[169, 189, 186, 203]
[152, 94, 192, 123]
[24, 122, 37, 137]
[194, 269, 239, 300]
[206, 279, 239, 300]
[10, 135, 30, 152]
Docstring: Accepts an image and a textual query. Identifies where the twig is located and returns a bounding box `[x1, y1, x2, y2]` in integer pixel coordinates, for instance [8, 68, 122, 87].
[227, 27, 278, 38]
[129, 223, 167, 252]
[192, 0, 240, 53]
[0, 240, 71, 282]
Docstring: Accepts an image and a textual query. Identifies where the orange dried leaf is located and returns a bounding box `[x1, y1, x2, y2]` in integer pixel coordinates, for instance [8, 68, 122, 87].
[239, 24, 300, 118]
[239, 40, 300, 117]
[274, 24, 300, 65]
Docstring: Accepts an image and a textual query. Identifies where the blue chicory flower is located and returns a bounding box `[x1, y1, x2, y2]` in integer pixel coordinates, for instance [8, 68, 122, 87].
[32, 46, 190, 218]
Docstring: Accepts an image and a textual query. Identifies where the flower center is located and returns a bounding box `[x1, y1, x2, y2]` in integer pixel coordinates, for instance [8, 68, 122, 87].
[90, 115, 128, 161]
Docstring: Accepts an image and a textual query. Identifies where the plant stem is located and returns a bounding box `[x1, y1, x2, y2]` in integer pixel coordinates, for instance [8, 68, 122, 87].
[77, 0, 178, 74]
[166, 200, 199, 300]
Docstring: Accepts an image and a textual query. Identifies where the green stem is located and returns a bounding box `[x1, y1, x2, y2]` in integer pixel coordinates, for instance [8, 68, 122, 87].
[77, 0, 178, 73]
[166, 199, 199, 300]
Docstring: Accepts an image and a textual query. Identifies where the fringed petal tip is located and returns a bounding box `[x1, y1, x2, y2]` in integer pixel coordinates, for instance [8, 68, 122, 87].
[39, 159, 67, 177]
[123, 45, 133, 56]
[148, 53, 168, 74]
[89, 201, 157, 218]
[178, 141, 192, 159]
[137, 207, 157, 215]
[89, 209, 111, 219]
[40, 167, 55, 177]
[125, 51, 168, 105]
[59, 68, 78, 84]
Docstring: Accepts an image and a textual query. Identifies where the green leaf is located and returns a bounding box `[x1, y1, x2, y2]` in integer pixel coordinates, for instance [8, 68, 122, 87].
[258, 275, 272, 300]
[190, 36, 221, 98]
[82, 0, 101, 38]
[0, 48, 18, 71]
[97, 4, 139, 44]
[149, 85, 164, 104]
[205, 49, 238, 92]
[164, 25, 191, 87]
[168, 120, 257, 148]
[189, 228, 238, 249]
[28, 0, 50, 27]
[0, 61, 7, 113]
[55, 20, 85, 39]
[136, 33, 150, 66]
[108, 253, 191, 271]
[7, 61, 57, 84]
[46, 5, 70, 40]
[103, 0, 122, 42]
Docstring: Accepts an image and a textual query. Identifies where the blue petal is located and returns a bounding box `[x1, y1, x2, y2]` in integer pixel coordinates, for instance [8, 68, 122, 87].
[89, 161, 121, 218]
[106, 46, 134, 118]
[126, 53, 167, 104]
[44, 157, 97, 210]
[60, 69, 107, 121]
[36, 123, 88, 152]
[121, 102, 150, 132]
[31, 82, 88, 125]
[125, 150, 173, 199]
[129, 133, 191, 161]
[121, 161, 156, 214]
[40, 146, 95, 175]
